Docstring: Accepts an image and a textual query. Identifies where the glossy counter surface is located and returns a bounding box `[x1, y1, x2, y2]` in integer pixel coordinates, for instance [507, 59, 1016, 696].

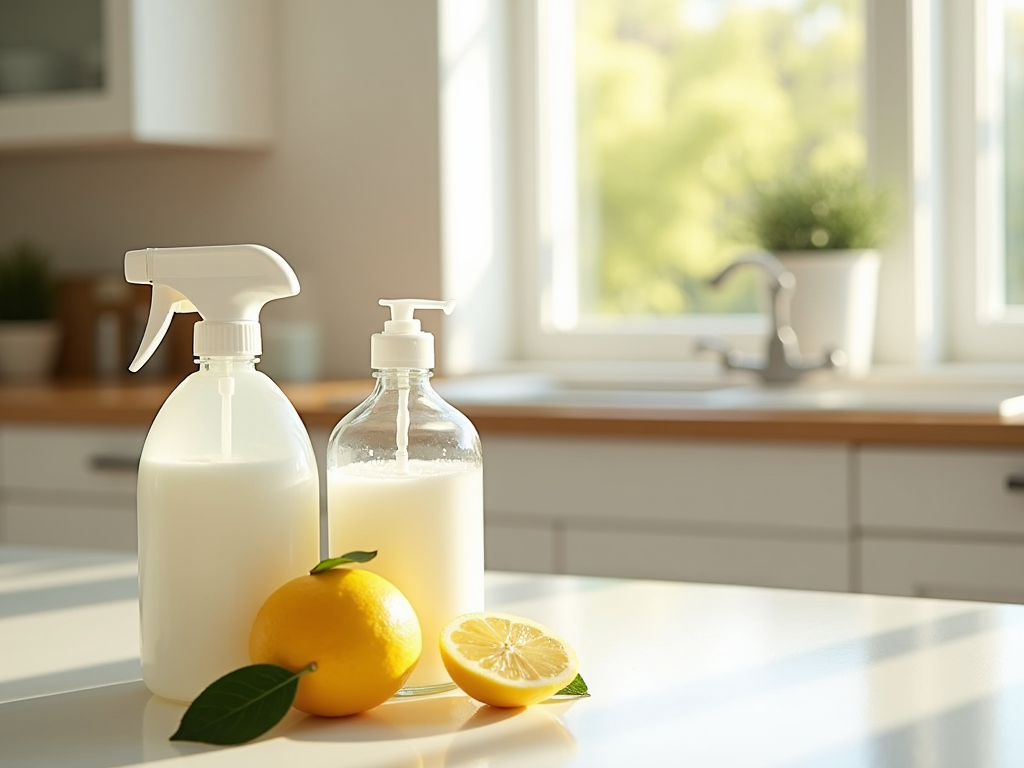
[3, 545, 1024, 767]
[2, 377, 1024, 446]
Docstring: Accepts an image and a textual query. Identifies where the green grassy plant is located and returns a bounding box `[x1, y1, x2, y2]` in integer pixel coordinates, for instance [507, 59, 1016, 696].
[748, 169, 893, 252]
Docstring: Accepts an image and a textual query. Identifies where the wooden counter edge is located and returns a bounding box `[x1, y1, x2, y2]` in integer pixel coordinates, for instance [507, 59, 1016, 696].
[1, 380, 1023, 447]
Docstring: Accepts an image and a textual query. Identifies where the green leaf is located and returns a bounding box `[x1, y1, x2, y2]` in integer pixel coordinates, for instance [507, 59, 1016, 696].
[170, 663, 315, 745]
[309, 550, 377, 574]
[554, 673, 589, 697]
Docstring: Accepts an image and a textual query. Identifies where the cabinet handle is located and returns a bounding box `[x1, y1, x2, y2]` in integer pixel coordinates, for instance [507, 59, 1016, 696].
[1006, 474, 1024, 491]
[89, 455, 141, 473]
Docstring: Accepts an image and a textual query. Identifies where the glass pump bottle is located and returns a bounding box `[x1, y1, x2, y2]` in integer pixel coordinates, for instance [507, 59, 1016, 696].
[327, 299, 484, 695]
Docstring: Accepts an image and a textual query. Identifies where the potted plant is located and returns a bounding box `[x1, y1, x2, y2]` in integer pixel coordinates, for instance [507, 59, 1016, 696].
[0, 241, 60, 381]
[747, 168, 893, 378]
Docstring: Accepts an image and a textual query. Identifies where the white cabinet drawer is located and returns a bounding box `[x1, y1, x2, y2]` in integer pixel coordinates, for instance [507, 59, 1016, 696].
[859, 447, 1024, 536]
[861, 538, 1024, 603]
[565, 526, 850, 592]
[0, 426, 145, 496]
[1, 500, 137, 552]
[484, 436, 849, 532]
[484, 516, 557, 574]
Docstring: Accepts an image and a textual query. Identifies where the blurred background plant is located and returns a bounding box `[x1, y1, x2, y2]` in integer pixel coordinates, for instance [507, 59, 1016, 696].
[0, 241, 56, 322]
[746, 168, 893, 252]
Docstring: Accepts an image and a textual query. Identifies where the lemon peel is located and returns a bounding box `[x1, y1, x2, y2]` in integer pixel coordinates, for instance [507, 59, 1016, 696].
[249, 568, 421, 716]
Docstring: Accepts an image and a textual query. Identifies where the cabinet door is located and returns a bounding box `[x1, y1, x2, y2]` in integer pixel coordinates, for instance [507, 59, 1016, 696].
[0, 425, 143, 550]
[565, 527, 850, 592]
[1, 500, 137, 551]
[484, 516, 557, 574]
[861, 538, 1024, 603]
[859, 447, 1024, 536]
[482, 435, 851, 588]
[0, 425, 144, 495]
[0, 0, 273, 150]
[484, 436, 850, 531]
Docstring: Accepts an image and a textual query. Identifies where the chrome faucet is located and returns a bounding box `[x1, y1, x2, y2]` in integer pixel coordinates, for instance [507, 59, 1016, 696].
[697, 252, 842, 383]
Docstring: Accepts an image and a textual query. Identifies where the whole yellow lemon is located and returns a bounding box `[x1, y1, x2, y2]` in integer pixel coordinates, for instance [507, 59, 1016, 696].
[249, 568, 421, 717]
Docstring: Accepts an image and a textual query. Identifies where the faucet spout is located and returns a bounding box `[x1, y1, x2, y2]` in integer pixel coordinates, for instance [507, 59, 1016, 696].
[698, 251, 840, 383]
[709, 251, 791, 290]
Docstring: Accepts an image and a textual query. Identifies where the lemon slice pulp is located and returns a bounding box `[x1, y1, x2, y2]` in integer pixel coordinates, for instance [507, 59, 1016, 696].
[439, 612, 579, 707]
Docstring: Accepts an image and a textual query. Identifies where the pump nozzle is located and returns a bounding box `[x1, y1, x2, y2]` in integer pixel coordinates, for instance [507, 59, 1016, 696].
[372, 298, 456, 369]
[125, 244, 300, 372]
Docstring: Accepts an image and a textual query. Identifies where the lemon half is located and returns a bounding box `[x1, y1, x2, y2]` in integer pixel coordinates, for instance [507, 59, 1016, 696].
[439, 612, 579, 708]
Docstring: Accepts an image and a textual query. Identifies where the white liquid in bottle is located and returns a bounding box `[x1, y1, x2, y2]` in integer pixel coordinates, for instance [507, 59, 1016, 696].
[138, 458, 319, 702]
[328, 459, 484, 690]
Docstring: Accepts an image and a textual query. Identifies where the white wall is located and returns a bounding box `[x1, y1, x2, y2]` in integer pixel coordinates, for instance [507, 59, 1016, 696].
[0, 0, 446, 379]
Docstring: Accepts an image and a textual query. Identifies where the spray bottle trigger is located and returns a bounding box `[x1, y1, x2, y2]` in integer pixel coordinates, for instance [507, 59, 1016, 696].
[129, 284, 196, 373]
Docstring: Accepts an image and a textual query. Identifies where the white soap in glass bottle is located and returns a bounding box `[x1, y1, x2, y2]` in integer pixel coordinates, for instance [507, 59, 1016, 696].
[127, 244, 320, 703]
[327, 299, 484, 695]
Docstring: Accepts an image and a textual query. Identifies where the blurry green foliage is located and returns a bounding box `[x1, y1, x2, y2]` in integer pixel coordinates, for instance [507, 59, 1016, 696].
[0, 241, 55, 321]
[573, 0, 864, 316]
[748, 168, 892, 251]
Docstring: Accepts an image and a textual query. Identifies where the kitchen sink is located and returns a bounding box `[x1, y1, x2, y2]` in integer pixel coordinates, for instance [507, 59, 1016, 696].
[432, 373, 744, 409]
[432, 371, 1024, 414]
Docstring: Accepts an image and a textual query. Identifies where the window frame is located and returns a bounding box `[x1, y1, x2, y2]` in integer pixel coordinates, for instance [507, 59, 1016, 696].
[503, 0, 1024, 369]
[945, 0, 1024, 362]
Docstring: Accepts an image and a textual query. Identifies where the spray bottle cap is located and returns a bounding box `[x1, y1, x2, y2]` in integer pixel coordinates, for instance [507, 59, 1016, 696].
[371, 298, 455, 369]
[125, 244, 299, 372]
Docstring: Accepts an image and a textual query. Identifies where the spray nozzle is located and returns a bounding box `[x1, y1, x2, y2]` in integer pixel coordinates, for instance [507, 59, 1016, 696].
[125, 244, 299, 372]
[372, 298, 455, 370]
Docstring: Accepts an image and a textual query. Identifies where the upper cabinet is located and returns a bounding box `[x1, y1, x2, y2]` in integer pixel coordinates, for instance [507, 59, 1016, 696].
[0, 0, 273, 151]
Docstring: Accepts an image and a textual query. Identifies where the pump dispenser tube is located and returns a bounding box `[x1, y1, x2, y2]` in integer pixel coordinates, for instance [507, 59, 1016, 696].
[396, 375, 410, 473]
[219, 376, 235, 460]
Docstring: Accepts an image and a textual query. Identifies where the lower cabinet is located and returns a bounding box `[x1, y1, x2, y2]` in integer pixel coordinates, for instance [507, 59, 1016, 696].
[859, 446, 1024, 536]
[486, 438, 1024, 603]
[484, 517, 558, 574]
[5, 424, 1023, 604]
[482, 434, 852, 592]
[0, 425, 145, 552]
[860, 538, 1024, 604]
[3, 500, 137, 551]
[857, 446, 1024, 603]
[564, 527, 850, 592]
[0, 424, 335, 557]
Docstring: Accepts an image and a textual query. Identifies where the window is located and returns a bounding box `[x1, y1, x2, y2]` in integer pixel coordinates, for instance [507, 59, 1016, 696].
[1000, 1, 1024, 308]
[518, 0, 867, 362]
[506, 0, 1024, 366]
[980, 0, 1024, 314]
[946, 0, 1024, 361]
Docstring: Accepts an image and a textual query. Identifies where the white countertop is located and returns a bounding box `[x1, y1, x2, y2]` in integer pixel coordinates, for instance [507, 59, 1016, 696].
[4, 545, 1024, 767]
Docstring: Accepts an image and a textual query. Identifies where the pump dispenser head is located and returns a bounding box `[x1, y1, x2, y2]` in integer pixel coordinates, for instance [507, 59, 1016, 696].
[125, 244, 299, 372]
[372, 298, 455, 369]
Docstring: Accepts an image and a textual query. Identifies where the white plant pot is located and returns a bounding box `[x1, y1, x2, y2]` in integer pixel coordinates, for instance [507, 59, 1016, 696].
[0, 321, 61, 382]
[776, 250, 880, 379]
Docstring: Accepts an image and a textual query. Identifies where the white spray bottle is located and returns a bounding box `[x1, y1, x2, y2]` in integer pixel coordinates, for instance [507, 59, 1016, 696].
[126, 244, 320, 703]
[327, 299, 484, 695]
